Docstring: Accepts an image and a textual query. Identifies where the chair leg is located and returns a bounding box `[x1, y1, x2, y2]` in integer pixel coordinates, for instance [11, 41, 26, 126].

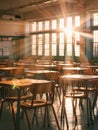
[43, 107, 47, 127]
[63, 105, 69, 129]
[10, 102, 17, 130]
[56, 87, 62, 104]
[61, 97, 69, 129]
[88, 98, 93, 125]
[24, 109, 32, 130]
[92, 92, 98, 116]
[72, 98, 77, 125]
[32, 108, 39, 125]
[51, 105, 61, 130]
[0, 100, 4, 119]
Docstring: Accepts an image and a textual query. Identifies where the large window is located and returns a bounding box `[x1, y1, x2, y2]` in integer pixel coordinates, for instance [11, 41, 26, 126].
[31, 15, 80, 58]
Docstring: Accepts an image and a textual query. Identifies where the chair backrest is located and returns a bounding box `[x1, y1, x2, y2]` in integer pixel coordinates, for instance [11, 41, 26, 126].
[60, 77, 84, 97]
[29, 81, 54, 105]
[13, 66, 24, 78]
[45, 71, 60, 83]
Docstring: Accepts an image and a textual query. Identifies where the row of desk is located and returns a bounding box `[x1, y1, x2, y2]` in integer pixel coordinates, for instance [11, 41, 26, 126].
[0, 64, 98, 130]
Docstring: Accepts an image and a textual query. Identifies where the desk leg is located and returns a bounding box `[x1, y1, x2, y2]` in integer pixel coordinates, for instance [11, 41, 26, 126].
[16, 89, 21, 130]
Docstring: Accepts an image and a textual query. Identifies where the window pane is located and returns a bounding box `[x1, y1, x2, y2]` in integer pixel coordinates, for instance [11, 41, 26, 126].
[66, 17, 72, 56]
[38, 34, 43, 55]
[74, 32, 80, 56]
[59, 32, 64, 56]
[75, 16, 80, 27]
[38, 21, 43, 31]
[93, 13, 98, 26]
[59, 18, 64, 29]
[44, 21, 49, 30]
[51, 33, 57, 56]
[31, 35, 36, 55]
[93, 30, 98, 56]
[51, 19, 57, 29]
[44, 33, 50, 56]
[66, 43, 72, 56]
[31, 22, 36, 32]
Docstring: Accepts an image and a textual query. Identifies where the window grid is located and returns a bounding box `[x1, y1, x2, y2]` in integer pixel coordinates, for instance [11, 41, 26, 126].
[31, 15, 80, 57]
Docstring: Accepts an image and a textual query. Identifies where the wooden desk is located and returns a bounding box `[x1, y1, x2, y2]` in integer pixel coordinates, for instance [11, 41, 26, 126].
[35, 64, 56, 70]
[0, 78, 50, 130]
[0, 67, 19, 76]
[60, 74, 98, 81]
[25, 70, 58, 74]
[63, 67, 88, 74]
[25, 70, 59, 79]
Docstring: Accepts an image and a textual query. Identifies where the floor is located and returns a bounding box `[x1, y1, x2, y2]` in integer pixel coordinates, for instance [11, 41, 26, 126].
[0, 92, 98, 130]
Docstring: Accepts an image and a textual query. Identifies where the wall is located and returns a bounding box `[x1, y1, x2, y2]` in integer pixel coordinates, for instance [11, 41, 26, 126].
[0, 20, 30, 60]
[0, 20, 29, 36]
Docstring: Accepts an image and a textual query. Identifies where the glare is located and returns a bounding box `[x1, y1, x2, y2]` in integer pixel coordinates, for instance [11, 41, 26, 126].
[63, 26, 73, 35]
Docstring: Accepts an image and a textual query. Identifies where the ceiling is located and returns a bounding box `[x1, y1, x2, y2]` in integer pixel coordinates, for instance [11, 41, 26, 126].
[0, 0, 87, 21]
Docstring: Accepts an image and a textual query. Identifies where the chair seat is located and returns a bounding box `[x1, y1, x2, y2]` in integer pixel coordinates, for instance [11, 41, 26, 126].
[3, 95, 32, 102]
[73, 87, 98, 92]
[66, 91, 87, 98]
[21, 99, 51, 109]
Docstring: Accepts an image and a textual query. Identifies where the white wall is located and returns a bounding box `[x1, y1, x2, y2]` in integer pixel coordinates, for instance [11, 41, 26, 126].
[0, 20, 29, 36]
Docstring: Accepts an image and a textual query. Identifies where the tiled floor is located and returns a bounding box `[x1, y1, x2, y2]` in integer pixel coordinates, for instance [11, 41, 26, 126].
[0, 93, 98, 130]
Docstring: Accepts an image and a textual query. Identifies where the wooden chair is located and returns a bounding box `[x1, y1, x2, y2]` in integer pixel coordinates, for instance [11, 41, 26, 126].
[0, 82, 32, 130]
[20, 81, 60, 130]
[60, 78, 94, 128]
[44, 71, 61, 104]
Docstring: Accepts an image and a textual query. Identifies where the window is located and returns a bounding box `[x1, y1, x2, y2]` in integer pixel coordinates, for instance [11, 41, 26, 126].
[75, 16, 80, 27]
[59, 32, 65, 56]
[51, 33, 57, 56]
[44, 33, 50, 56]
[38, 21, 43, 31]
[66, 17, 73, 56]
[31, 35, 36, 55]
[38, 34, 43, 55]
[59, 18, 65, 29]
[93, 12, 98, 57]
[31, 22, 37, 32]
[44, 21, 50, 30]
[51, 19, 57, 30]
[93, 31, 98, 56]
[74, 32, 80, 56]
[30, 15, 81, 58]
[93, 13, 98, 26]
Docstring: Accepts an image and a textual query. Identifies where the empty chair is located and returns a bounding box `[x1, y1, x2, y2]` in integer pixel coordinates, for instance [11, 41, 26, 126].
[60, 77, 93, 128]
[20, 81, 60, 130]
[44, 71, 61, 104]
[0, 82, 32, 130]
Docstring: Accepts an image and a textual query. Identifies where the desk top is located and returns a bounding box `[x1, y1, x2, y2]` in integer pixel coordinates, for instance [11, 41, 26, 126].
[63, 67, 88, 71]
[0, 67, 19, 71]
[25, 70, 58, 74]
[60, 74, 98, 80]
[0, 78, 51, 89]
